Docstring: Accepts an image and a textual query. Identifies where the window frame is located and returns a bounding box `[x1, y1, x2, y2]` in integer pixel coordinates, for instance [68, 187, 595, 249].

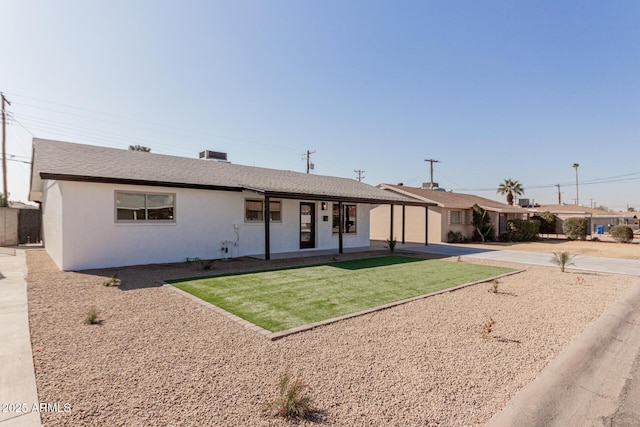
[115, 190, 176, 223]
[244, 199, 282, 223]
[450, 210, 462, 225]
[332, 203, 357, 235]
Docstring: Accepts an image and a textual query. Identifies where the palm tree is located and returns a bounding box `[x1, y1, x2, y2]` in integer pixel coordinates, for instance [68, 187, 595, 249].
[497, 178, 524, 205]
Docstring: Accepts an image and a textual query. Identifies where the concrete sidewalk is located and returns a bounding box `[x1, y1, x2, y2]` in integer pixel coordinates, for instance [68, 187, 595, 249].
[0, 250, 41, 426]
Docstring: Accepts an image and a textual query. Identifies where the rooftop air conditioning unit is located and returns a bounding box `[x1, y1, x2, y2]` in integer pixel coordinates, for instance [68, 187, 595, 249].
[199, 150, 228, 162]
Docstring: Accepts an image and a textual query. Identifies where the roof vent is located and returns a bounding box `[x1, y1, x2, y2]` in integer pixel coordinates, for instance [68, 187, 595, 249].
[199, 150, 228, 162]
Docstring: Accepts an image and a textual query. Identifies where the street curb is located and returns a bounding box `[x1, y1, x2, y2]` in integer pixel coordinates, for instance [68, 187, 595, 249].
[486, 282, 640, 427]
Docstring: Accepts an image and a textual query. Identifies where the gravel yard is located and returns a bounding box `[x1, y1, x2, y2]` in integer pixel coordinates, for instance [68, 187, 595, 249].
[27, 249, 635, 426]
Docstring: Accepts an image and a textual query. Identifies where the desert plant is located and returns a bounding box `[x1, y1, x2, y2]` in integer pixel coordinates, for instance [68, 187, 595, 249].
[84, 307, 101, 325]
[102, 273, 121, 287]
[488, 279, 499, 294]
[386, 238, 397, 253]
[481, 316, 496, 338]
[563, 217, 588, 240]
[497, 179, 524, 205]
[264, 371, 315, 420]
[551, 252, 574, 272]
[575, 276, 585, 286]
[610, 225, 634, 243]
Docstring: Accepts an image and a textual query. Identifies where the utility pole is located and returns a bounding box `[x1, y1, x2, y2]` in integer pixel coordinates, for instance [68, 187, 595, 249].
[354, 169, 365, 182]
[304, 150, 315, 174]
[1, 93, 10, 207]
[556, 183, 561, 205]
[424, 158, 440, 185]
[573, 163, 580, 206]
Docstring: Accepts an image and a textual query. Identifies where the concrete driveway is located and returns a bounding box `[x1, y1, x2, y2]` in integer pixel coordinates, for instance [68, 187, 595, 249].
[400, 243, 640, 276]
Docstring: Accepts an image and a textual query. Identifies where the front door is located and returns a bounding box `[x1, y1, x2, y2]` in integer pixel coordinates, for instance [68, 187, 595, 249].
[300, 203, 316, 249]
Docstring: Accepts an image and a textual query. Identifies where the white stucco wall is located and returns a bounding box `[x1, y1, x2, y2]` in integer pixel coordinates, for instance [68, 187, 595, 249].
[42, 181, 372, 270]
[41, 180, 64, 267]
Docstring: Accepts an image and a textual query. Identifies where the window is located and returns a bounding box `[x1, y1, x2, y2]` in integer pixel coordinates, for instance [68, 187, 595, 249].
[245, 199, 281, 222]
[448, 210, 465, 225]
[332, 204, 357, 234]
[116, 192, 175, 222]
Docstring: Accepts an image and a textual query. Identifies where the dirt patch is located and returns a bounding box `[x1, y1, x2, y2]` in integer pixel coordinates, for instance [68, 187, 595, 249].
[27, 249, 636, 426]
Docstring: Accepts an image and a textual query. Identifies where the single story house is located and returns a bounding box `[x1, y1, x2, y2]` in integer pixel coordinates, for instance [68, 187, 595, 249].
[29, 139, 428, 270]
[529, 204, 638, 235]
[370, 184, 528, 243]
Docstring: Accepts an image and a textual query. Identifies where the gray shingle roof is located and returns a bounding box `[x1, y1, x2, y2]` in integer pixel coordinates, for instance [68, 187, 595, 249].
[379, 184, 527, 213]
[29, 139, 421, 205]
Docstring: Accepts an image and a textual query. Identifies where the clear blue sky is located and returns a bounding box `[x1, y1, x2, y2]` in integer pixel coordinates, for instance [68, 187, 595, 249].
[3, 1, 639, 210]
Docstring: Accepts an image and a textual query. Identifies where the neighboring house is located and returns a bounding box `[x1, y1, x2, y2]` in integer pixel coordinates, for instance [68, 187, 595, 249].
[370, 184, 528, 243]
[529, 205, 637, 235]
[29, 139, 424, 270]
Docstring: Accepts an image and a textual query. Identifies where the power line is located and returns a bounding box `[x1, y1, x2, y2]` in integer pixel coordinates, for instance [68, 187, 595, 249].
[456, 173, 640, 192]
[354, 169, 365, 182]
[9, 96, 303, 155]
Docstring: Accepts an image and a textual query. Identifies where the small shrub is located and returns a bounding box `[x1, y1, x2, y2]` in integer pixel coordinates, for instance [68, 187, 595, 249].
[102, 273, 121, 287]
[563, 217, 588, 240]
[84, 307, 101, 325]
[551, 252, 574, 272]
[488, 279, 499, 294]
[575, 276, 585, 286]
[481, 316, 496, 339]
[186, 257, 213, 270]
[610, 225, 634, 243]
[591, 236, 600, 242]
[386, 238, 397, 253]
[264, 371, 315, 420]
[447, 230, 466, 243]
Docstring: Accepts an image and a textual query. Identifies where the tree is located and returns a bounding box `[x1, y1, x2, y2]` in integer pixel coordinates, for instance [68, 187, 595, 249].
[628, 207, 636, 212]
[129, 145, 151, 152]
[471, 204, 493, 242]
[531, 211, 557, 235]
[496, 179, 524, 205]
[0, 192, 8, 208]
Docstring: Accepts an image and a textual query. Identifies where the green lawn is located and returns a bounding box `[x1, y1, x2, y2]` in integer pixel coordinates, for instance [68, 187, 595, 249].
[170, 256, 513, 332]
